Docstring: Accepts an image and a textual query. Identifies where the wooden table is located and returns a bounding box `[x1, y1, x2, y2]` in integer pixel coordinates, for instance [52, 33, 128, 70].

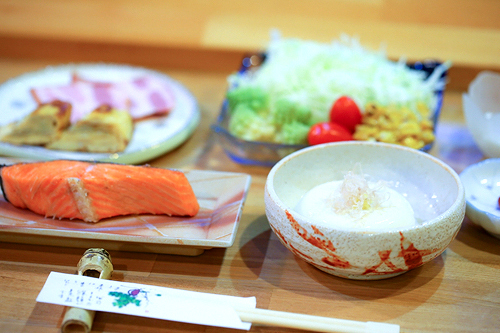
[0, 58, 499, 333]
[1, 1, 500, 331]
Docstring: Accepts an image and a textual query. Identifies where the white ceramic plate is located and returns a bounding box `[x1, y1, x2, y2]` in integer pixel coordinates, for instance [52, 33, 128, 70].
[460, 158, 500, 239]
[0, 63, 200, 164]
[0, 158, 251, 256]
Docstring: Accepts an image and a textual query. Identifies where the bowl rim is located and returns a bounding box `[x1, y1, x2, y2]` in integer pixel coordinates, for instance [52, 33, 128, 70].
[460, 158, 500, 221]
[266, 141, 465, 234]
[460, 157, 500, 176]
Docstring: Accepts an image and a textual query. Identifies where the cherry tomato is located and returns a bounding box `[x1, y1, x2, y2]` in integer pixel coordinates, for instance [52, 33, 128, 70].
[307, 122, 353, 145]
[329, 96, 362, 133]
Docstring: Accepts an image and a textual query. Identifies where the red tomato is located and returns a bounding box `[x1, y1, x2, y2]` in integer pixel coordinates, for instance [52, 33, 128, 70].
[329, 96, 362, 133]
[307, 122, 353, 145]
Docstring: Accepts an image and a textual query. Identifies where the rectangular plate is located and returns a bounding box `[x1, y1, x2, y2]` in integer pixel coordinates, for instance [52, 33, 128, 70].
[0, 159, 251, 256]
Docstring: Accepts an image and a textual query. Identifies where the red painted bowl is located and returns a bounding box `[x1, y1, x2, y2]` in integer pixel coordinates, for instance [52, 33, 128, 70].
[264, 141, 465, 280]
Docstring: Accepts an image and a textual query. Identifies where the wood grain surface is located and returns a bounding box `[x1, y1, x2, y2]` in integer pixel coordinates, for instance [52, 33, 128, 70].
[0, 1, 499, 332]
[1, 0, 500, 90]
[0, 57, 499, 333]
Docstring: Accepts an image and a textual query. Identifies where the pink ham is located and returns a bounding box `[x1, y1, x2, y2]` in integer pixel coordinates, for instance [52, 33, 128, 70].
[74, 74, 176, 120]
[114, 76, 176, 119]
[30, 73, 176, 123]
[31, 80, 130, 124]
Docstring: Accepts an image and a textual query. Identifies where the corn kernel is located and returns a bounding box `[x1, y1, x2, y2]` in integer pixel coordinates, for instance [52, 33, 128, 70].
[417, 102, 431, 118]
[421, 130, 435, 144]
[353, 125, 378, 140]
[364, 117, 380, 126]
[398, 122, 421, 136]
[388, 111, 404, 125]
[356, 102, 435, 150]
[420, 119, 434, 130]
[402, 136, 425, 149]
[377, 131, 397, 143]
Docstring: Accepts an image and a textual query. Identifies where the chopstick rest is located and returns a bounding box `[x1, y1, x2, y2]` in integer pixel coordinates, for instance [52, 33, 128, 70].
[38, 268, 399, 333]
[60, 248, 114, 333]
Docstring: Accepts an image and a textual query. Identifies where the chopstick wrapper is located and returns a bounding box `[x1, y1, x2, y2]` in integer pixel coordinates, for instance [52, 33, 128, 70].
[37, 271, 256, 330]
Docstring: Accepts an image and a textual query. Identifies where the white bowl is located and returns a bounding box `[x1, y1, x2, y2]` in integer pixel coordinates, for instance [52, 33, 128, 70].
[462, 71, 500, 158]
[265, 141, 466, 280]
[459, 158, 500, 238]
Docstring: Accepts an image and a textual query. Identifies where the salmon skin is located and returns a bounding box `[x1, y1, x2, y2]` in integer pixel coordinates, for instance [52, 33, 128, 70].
[0, 160, 199, 222]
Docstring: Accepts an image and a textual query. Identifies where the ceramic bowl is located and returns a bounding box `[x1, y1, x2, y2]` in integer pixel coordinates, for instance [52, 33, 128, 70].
[265, 141, 465, 280]
[462, 71, 500, 158]
[211, 100, 307, 166]
[459, 159, 500, 238]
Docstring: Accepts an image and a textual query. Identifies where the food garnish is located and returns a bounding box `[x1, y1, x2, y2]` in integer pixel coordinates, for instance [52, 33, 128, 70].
[226, 34, 450, 147]
[353, 102, 435, 149]
[227, 86, 312, 144]
[331, 167, 387, 216]
[307, 122, 352, 145]
[329, 96, 362, 133]
[295, 165, 417, 230]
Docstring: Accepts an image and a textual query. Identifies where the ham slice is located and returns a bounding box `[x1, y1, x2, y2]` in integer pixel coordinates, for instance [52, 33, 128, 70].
[31, 80, 129, 124]
[115, 76, 176, 119]
[30, 73, 176, 123]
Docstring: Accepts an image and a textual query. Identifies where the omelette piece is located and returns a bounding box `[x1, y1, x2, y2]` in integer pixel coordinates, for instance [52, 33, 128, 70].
[0, 101, 71, 146]
[47, 104, 133, 153]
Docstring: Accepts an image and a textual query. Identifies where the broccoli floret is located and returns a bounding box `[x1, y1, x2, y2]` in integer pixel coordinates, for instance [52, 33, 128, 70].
[228, 104, 276, 142]
[226, 89, 314, 144]
[273, 98, 312, 126]
[226, 86, 268, 112]
[276, 121, 310, 145]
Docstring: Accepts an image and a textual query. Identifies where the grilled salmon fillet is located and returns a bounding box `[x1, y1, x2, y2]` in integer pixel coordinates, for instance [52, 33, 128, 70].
[0, 160, 199, 222]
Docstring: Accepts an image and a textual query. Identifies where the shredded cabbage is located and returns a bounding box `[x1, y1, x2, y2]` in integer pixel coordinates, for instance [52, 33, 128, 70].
[228, 34, 450, 128]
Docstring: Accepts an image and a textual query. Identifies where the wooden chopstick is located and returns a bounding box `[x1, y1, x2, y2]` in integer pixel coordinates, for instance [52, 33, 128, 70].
[234, 306, 400, 333]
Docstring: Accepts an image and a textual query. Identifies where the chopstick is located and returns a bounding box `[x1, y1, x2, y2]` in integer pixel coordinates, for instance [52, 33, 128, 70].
[234, 306, 400, 333]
